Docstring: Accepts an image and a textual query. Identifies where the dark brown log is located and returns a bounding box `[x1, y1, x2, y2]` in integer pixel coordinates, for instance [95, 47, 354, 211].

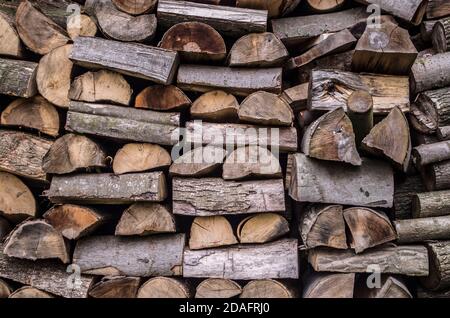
[427, 0, 450, 19]
[0, 172, 36, 222]
[347, 90, 374, 146]
[438, 126, 450, 140]
[73, 234, 185, 276]
[173, 177, 285, 216]
[177, 65, 282, 97]
[115, 203, 176, 236]
[4, 220, 69, 263]
[135, 85, 191, 111]
[413, 190, 450, 218]
[157, 0, 267, 37]
[236, 0, 300, 18]
[45, 172, 167, 204]
[228, 32, 289, 67]
[1, 96, 59, 137]
[0, 278, 11, 298]
[309, 245, 429, 276]
[303, 272, 355, 298]
[189, 216, 238, 249]
[69, 70, 132, 106]
[15, 1, 69, 55]
[299, 204, 347, 250]
[169, 146, 226, 177]
[356, 275, 412, 298]
[42, 134, 107, 175]
[160, 22, 226, 63]
[279, 83, 308, 112]
[137, 277, 192, 298]
[240, 280, 297, 298]
[432, 17, 450, 53]
[354, 0, 427, 25]
[66, 102, 180, 146]
[183, 239, 299, 280]
[394, 174, 426, 219]
[413, 140, 450, 167]
[412, 87, 450, 133]
[67, 14, 97, 40]
[195, 278, 242, 298]
[0, 130, 52, 182]
[343, 207, 397, 253]
[112, 0, 157, 15]
[190, 90, 239, 122]
[395, 215, 450, 243]
[237, 213, 289, 244]
[422, 241, 450, 290]
[301, 108, 362, 166]
[410, 52, 450, 94]
[422, 160, 450, 191]
[113, 143, 171, 175]
[89, 276, 141, 298]
[362, 107, 412, 172]
[0, 11, 22, 58]
[0, 58, 37, 98]
[70, 36, 179, 84]
[306, 0, 346, 12]
[43, 204, 109, 240]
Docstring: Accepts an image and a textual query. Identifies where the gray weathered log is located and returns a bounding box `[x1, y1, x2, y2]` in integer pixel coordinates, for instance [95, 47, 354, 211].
[66, 102, 180, 146]
[410, 52, 450, 94]
[173, 178, 285, 216]
[413, 190, 450, 218]
[0, 58, 37, 98]
[183, 239, 298, 280]
[422, 160, 450, 191]
[73, 234, 185, 277]
[413, 140, 450, 167]
[394, 174, 426, 219]
[354, 0, 427, 25]
[45, 172, 167, 204]
[70, 36, 179, 84]
[422, 241, 450, 290]
[395, 215, 450, 243]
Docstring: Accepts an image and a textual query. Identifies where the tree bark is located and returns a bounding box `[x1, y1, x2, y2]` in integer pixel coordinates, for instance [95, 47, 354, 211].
[195, 278, 242, 298]
[0, 11, 23, 58]
[0, 172, 36, 222]
[413, 140, 450, 167]
[413, 190, 450, 218]
[410, 52, 450, 94]
[0, 278, 11, 298]
[236, 0, 300, 18]
[169, 146, 226, 177]
[89, 276, 141, 298]
[422, 241, 450, 290]
[0, 58, 37, 98]
[413, 87, 450, 133]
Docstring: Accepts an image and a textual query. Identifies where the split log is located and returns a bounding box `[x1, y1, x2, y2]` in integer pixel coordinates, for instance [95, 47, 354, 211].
[427, 0, 450, 19]
[413, 87, 450, 134]
[432, 17, 450, 53]
[422, 241, 450, 290]
[354, 0, 427, 25]
[438, 126, 450, 140]
[0, 279, 11, 298]
[413, 190, 450, 218]
[137, 277, 191, 298]
[9, 286, 54, 298]
[346, 90, 374, 147]
[157, 0, 267, 37]
[4, 220, 69, 263]
[70, 36, 179, 84]
[1, 96, 59, 137]
[289, 153, 394, 208]
[15, 1, 69, 55]
[309, 245, 429, 276]
[177, 65, 282, 96]
[237, 213, 289, 244]
[0, 217, 11, 240]
[0, 12, 22, 58]
[240, 280, 297, 298]
[236, 0, 300, 18]
[195, 278, 242, 298]
[356, 275, 412, 298]
[0, 172, 36, 222]
[37, 44, 73, 108]
[115, 203, 176, 236]
[112, 0, 157, 15]
[299, 204, 347, 250]
[222, 145, 282, 180]
[228, 32, 289, 67]
[343, 207, 397, 253]
[413, 140, 450, 167]
[308, 70, 410, 115]
[190, 90, 239, 122]
[69, 70, 132, 106]
[169, 146, 226, 177]
[0, 58, 37, 98]
[301, 108, 362, 166]
[66, 102, 180, 146]
[362, 107, 411, 172]
[45, 172, 167, 204]
[113, 143, 171, 175]
[238, 91, 293, 126]
[306, 0, 346, 12]
[185, 121, 298, 152]
[271, 7, 368, 46]
[160, 22, 226, 63]
[410, 52, 450, 94]
[395, 215, 450, 243]
[73, 234, 185, 276]
[303, 273, 355, 298]
[279, 83, 308, 112]
[67, 14, 97, 40]
[89, 276, 141, 298]
[42, 134, 107, 175]
[189, 216, 237, 249]
[135, 85, 191, 111]
[352, 19, 417, 75]
[422, 160, 450, 191]
[183, 239, 299, 279]
[286, 29, 356, 70]
[43, 204, 109, 240]
[173, 178, 285, 216]
[0, 130, 52, 182]
[95, 2, 156, 42]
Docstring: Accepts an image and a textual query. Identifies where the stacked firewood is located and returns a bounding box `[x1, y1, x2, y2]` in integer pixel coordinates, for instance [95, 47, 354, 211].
[0, 0, 450, 299]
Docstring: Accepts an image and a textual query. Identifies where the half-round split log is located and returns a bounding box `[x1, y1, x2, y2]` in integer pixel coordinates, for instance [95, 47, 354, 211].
[356, 275, 412, 298]
[89, 276, 141, 298]
[422, 241, 450, 290]
[112, 0, 157, 15]
[9, 286, 54, 298]
[395, 215, 450, 243]
[413, 190, 450, 218]
[190, 90, 239, 122]
[135, 85, 191, 111]
[237, 213, 289, 244]
[0, 172, 36, 222]
[137, 277, 192, 298]
[303, 272, 355, 298]
[354, 0, 427, 25]
[228, 32, 289, 67]
[195, 278, 242, 298]
[67, 14, 97, 40]
[240, 280, 297, 298]
[115, 203, 176, 236]
[346, 90, 373, 146]
[432, 17, 450, 53]
[4, 219, 69, 263]
[0, 279, 11, 298]
[413, 140, 450, 167]
[236, 0, 300, 18]
[113, 143, 171, 175]
[189, 216, 238, 250]
[42, 133, 107, 175]
[1, 96, 60, 137]
[306, 0, 346, 12]
[0, 11, 22, 58]
[160, 22, 226, 63]
[169, 146, 226, 177]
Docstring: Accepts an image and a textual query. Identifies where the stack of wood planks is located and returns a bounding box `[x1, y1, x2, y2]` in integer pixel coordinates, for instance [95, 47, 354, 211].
[0, 0, 449, 299]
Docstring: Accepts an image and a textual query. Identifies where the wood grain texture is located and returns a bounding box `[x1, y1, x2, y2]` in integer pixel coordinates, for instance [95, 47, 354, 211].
[195, 278, 242, 298]
[413, 190, 450, 218]
[413, 140, 450, 166]
[427, 0, 450, 19]
[0, 11, 22, 58]
[0, 172, 36, 222]
[303, 272, 355, 298]
[0, 58, 37, 97]
[89, 276, 141, 298]
[354, 0, 427, 25]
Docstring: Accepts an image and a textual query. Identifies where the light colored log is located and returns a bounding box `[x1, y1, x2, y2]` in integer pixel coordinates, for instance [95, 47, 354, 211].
[413, 190, 450, 218]
[279, 83, 308, 112]
[195, 278, 242, 298]
[113, 143, 171, 175]
[137, 277, 192, 298]
[89, 276, 141, 298]
[240, 280, 297, 298]
[237, 213, 289, 244]
[422, 160, 450, 191]
[135, 85, 191, 111]
[189, 216, 237, 249]
[0, 11, 22, 57]
[395, 215, 450, 243]
[169, 145, 226, 177]
[190, 90, 239, 122]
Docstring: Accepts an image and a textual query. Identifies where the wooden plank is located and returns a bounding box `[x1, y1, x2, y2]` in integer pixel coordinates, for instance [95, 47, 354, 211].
[0, 58, 37, 97]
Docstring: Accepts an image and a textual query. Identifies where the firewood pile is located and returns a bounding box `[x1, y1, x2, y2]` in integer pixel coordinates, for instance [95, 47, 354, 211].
[0, 0, 450, 299]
